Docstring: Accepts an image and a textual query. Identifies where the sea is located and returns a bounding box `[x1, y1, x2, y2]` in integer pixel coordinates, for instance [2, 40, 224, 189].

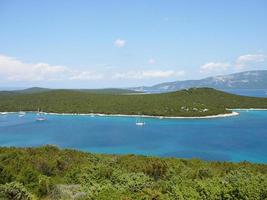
[0, 110, 267, 163]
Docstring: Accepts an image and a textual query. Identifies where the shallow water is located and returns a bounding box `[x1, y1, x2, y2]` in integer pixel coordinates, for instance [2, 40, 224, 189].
[0, 110, 267, 163]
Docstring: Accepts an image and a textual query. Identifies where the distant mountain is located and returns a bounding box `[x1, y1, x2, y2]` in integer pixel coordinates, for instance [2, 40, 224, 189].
[132, 70, 267, 93]
[0, 87, 50, 95]
[75, 88, 141, 94]
[17, 87, 51, 94]
[0, 87, 140, 95]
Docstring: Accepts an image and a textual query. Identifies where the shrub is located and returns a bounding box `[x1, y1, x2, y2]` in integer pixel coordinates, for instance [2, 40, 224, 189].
[0, 182, 34, 200]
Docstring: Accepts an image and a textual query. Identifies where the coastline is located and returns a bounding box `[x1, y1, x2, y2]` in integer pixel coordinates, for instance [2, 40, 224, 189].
[229, 108, 267, 111]
[2, 111, 240, 119]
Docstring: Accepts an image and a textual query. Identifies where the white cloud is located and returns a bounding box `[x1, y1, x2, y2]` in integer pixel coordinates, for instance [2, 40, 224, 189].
[199, 53, 266, 75]
[0, 54, 186, 83]
[69, 71, 104, 80]
[200, 62, 230, 73]
[112, 70, 185, 79]
[235, 54, 266, 69]
[0, 54, 103, 82]
[114, 39, 126, 48]
[148, 58, 156, 65]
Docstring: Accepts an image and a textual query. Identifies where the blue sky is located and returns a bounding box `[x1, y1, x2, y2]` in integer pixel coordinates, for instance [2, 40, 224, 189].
[0, 0, 266, 88]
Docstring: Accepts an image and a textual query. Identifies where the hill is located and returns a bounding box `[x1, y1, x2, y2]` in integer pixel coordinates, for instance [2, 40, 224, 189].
[132, 70, 267, 93]
[75, 88, 141, 94]
[0, 87, 140, 95]
[0, 88, 267, 117]
[0, 146, 267, 199]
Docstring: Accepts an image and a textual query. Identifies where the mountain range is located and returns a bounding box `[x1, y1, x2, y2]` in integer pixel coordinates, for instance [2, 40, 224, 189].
[131, 70, 267, 93]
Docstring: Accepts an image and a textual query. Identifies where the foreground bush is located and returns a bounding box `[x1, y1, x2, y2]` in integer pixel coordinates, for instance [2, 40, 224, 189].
[0, 146, 266, 199]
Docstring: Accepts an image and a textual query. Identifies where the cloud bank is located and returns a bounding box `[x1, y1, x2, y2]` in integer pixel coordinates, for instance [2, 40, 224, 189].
[112, 70, 185, 79]
[0, 55, 103, 82]
[235, 54, 266, 69]
[200, 54, 266, 74]
[200, 62, 230, 73]
[0, 54, 184, 83]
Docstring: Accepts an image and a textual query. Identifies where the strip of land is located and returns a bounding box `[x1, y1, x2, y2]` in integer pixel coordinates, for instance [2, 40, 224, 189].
[0, 88, 267, 117]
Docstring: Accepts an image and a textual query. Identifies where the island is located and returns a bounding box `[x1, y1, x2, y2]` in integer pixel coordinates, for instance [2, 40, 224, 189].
[0, 88, 267, 117]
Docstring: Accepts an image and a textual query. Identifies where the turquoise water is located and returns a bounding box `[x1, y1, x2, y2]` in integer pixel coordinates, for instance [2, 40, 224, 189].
[0, 111, 267, 163]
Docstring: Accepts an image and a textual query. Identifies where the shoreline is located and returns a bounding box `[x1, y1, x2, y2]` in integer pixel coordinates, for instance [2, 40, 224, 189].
[47, 111, 240, 119]
[1, 111, 240, 119]
[229, 108, 267, 111]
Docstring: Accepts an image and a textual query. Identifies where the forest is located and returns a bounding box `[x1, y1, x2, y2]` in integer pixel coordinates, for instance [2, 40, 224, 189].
[0, 88, 267, 117]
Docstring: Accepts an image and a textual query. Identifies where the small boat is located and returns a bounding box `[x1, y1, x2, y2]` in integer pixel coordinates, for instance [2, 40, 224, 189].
[136, 122, 145, 126]
[136, 116, 145, 126]
[36, 117, 46, 121]
[36, 108, 46, 121]
[17, 105, 26, 117]
[1, 112, 7, 115]
[19, 113, 25, 117]
[18, 111, 26, 117]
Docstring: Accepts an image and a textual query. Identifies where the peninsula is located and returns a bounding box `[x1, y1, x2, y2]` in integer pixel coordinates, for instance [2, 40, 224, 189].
[0, 88, 267, 117]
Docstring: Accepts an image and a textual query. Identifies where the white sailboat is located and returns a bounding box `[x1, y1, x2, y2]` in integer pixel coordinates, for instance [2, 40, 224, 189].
[18, 106, 26, 117]
[36, 108, 46, 121]
[18, 111, 26, 117]
[135, 115, 145, 126]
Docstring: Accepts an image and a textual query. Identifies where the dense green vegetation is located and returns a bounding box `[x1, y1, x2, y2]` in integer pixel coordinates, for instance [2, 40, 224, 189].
[0, 88, 267, 117]
[0, 146, 266, 199]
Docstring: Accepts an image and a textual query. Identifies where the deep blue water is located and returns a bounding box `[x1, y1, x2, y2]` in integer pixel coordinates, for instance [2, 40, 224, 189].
[0, 111, 267, 163]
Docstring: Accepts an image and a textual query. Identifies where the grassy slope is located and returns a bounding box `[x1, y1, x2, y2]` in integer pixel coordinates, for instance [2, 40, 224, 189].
[0, 146, 267, 199]
[0, 88, 267, 117]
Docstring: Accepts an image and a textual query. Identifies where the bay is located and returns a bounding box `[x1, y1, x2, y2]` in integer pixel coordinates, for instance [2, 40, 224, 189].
[0, 110, 266, 163]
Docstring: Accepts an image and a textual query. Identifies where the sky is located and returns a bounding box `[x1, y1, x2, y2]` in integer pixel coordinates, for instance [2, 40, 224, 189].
[0, 0, 266, 89]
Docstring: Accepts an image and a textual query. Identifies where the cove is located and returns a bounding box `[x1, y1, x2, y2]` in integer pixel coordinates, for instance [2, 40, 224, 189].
[0, 110, 267, 163]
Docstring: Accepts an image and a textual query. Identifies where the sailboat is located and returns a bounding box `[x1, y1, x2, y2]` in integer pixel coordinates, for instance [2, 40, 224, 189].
[18, 106, 26, 117]
[36, 108, 46, 121]
[135, 115, 145, 126]
[18, 111, 26, 117]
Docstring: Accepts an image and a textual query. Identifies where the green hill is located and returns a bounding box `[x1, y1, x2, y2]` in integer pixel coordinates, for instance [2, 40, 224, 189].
[0, 88, 267, 117]
[0, 87, 140, 95]
[0, 146, 266, 199]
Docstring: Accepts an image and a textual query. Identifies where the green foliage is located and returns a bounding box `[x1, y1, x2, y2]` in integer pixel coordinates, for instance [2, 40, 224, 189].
[0, 182, 34, 200]
[0, 146, 266, 199]
[1, 88, 267, 117]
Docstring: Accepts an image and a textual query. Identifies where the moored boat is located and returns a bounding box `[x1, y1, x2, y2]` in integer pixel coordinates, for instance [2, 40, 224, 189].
[36, 108, 46, 121]
[136, 115, 145, 126]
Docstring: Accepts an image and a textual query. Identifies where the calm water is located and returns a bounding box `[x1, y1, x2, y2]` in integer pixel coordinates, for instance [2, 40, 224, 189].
[0, 111, 267, 163]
